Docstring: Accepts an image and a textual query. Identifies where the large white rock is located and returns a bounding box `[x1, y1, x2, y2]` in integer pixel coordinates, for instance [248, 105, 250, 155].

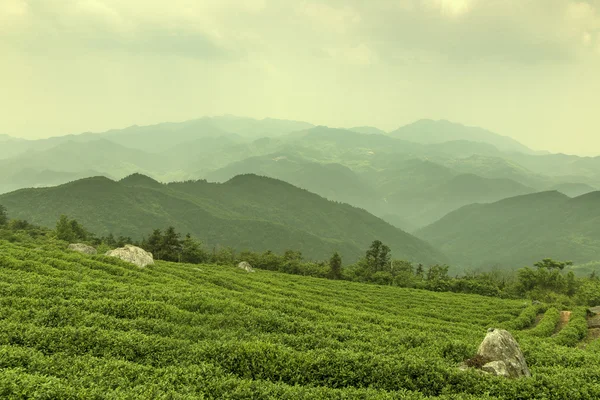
[237, 261, 255, 273]
[105, 245, 154, 268]
[68, 243, 97, 255]
[477, 328, 531, 378]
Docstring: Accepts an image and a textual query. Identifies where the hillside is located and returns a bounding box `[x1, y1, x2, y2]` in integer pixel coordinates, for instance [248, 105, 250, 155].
[0, 174, 445, 264]
[418, 191, 600, 269]
[549, 182, 597, 198]
[0, 139, 158, 183]
[0, 238, 598, 398]
[390, 119, 534, 154]
[205, 154, 383, 212]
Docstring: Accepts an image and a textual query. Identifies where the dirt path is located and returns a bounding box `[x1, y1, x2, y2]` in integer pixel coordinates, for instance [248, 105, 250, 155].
[554, 311, 571, 334]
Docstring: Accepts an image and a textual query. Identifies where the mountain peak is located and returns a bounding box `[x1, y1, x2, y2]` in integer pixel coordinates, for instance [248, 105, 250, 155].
[120, 173, 162, 188]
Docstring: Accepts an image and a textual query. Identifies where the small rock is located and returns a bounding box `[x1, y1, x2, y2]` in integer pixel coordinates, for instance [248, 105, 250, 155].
[105, 245, 154, 268]
[477, 328, 531, 378]
[237, 261, 255, 273]
[68, 243, 97, 255]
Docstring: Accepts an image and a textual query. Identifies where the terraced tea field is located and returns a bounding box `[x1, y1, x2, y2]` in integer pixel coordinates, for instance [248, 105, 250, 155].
[1, 239, 599, 399]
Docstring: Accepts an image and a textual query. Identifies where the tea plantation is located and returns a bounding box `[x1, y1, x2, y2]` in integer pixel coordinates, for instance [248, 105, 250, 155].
[1, 239, 599, 399]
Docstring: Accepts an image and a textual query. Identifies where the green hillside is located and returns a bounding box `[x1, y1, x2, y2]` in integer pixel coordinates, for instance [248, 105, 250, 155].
[0, 174, 445, 264]
[205, 154, 383, 212]
[418, 191, 600, 270]
[390, 119, 535, 154]
[0, 139, 158, 186]
[206, 155, 537, 230]
[1, 238, 599, 398]
[548, 182, 597, 198]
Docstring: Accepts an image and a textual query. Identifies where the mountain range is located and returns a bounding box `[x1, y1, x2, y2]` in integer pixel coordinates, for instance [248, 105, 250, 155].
[418, 190, 600, 271]
[2, 115, 600, 271]
[0, 173, 445, 264]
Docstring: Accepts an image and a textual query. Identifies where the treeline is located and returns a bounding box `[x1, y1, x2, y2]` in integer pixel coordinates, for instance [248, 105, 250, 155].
[2, 206, 600, 307]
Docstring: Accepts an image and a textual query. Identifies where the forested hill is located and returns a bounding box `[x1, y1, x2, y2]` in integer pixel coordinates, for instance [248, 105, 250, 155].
[418, 190, 600, 269]
[0, 174, 446, 264]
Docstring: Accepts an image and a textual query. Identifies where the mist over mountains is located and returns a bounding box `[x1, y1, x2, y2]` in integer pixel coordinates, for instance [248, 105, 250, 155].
[2, 115, 599, 271]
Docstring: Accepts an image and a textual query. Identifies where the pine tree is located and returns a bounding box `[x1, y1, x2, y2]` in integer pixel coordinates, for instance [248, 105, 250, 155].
[181, 233, 208, 264]
[329, 252, 342, 280]
[146, 229, 163, 259]
[162, 226, 182, 262]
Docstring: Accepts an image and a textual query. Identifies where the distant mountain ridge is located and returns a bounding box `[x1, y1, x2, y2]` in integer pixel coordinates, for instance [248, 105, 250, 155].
[390, 119, 535, 154]
[0, 174, 446, 264]
[2, 115, 599, 248]
[418, 190, 600, 270]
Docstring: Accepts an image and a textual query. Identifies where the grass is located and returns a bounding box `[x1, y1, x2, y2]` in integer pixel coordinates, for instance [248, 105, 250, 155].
[1, 239, 600, 399]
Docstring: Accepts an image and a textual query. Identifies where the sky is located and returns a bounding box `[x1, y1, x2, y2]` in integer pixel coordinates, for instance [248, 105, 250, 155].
[1, 0, 599, 155]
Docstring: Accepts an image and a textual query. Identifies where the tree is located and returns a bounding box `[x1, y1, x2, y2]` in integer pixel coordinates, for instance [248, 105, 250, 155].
[517, 258, 573, 300]
[56, 215, 76, 242]
[391, 260, 414, 287]
[104, 233, 117, 247]
[146, 229, 163, 259]
[425, 265, 450, 291]
[0, 205, 7, 226]
[283, 250, 303, 262]
[365, 240, 391, 274]
[162, 226, 182, 262]
[69, 219, 88, 241]
[329, 252, 342, 280]
[415, 264, 425, 280]
[181, 234, 209, 264]
[534, 258, 573, 271]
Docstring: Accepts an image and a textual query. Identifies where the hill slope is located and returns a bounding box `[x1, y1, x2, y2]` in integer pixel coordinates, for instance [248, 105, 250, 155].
[0, 239, 597, 398]
[418, 191, 600, 269]
[0, 174, 445, 263]
[390, 119, 534, 154]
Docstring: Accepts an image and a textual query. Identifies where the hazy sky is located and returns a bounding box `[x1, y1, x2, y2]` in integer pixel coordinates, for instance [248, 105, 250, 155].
[1, 0, 599, 155]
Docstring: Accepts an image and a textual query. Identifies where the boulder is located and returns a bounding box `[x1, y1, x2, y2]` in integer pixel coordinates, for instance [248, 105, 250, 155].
[105, 245, 154, 268]
[588, 306, 600, 315]
[477, 328, 531, 378]
[237, 261, 255, 273]
[68, 243, 97, 255]
[588, 315, 600, 329]
[481, 360, 510, 378]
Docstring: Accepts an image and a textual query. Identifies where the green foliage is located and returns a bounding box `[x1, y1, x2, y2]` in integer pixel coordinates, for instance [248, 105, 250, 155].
[328, 252, 342, 280]
[514, 259, 581, 305]
[181, 233, 209, 264]
[161, 226, 182, 262]
[574, 279, 600, 306]
[534, 258, 573, 271]
[553, 308, 588, 347]
[0, 204, 7, 226]
[425, 265, 451, 292]
[419, 191, 600, 270]
[365, 240, 392, 274]
[502, 304, 544, 330]
[0, 175, 445, 264]
[55, 215, 89, 243]
[527, 308, 560, 338]
[55, 215, 76, 242]
[0, 237, 598, 399]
